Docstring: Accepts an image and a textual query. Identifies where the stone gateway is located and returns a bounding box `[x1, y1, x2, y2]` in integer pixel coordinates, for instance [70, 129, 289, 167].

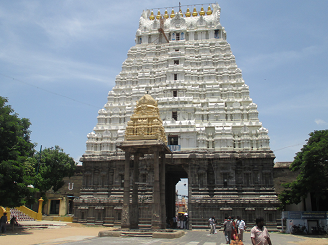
[74, 4, 280, 229]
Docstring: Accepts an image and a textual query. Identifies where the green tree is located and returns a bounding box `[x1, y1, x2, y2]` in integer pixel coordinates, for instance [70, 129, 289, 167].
[31, 146, 76, 199]
[0, 96, 36, 207]
[279, 130, 328, 210]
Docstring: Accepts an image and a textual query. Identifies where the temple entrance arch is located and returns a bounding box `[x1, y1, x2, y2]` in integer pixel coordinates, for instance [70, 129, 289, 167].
[165, 159, 188, 227]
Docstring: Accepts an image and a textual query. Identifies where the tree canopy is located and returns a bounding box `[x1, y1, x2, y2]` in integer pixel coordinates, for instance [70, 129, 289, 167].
[30, 145, 76, 197]
[0, 96, 77, 207]
[0, 96, 36, 207]
[279, 130, 328, 210]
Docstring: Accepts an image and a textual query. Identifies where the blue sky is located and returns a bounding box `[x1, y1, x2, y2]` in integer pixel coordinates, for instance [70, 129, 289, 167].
[1, 0, 328, 170]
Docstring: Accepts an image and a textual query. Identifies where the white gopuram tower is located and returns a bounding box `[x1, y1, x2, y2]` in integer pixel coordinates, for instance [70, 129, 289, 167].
[76, 4, 280, 230]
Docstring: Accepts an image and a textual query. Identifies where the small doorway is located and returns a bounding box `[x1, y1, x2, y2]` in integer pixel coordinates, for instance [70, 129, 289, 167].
[50, 200, 60, 214]
[68, 198, 73, 214]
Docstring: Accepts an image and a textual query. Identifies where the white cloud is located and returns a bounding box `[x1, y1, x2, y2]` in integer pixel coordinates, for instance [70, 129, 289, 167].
[315, 119, 327, 125]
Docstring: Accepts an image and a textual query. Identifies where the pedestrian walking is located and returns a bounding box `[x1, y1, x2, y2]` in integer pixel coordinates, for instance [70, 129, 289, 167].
[231, 216, 238, 240]
[0, 212, 8, 234]
[237, 216, 246, 241]
[251, 217, 272, 245]
[223, 216, 233, 244]
[209, 216, 216, 234]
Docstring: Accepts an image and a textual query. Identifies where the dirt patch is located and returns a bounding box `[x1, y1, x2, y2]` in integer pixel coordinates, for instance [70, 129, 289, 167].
[294, 236, 328, 245]
[0, 223, 114, 245]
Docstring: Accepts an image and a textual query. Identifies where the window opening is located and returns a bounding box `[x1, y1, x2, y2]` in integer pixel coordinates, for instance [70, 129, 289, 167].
[173, 90, 177, 97]
[120, 174, 124, 188]
[172, 111, 177, 121]
[142, 174, 147, 183]
[176, 33, 180, 41]
[174, 74, 178, 80]
[174, 60, 179, 65]
[168, 135, 178, 145]
[214, 29, 220, 39]
[223, 173, 228, 188]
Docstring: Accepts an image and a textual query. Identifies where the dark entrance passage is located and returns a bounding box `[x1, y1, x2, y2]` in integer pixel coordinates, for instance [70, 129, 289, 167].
[50, 200, 60, 214]
[165, 160, 188, 227]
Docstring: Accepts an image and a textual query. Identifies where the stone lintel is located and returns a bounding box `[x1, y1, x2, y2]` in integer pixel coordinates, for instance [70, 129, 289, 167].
[118, 140, 171, 154]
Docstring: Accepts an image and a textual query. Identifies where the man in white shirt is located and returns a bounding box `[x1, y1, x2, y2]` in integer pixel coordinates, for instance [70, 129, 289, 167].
[208, 216, 216, 234]
[237, 216, 246, 241]
[251, 217, 272, 245]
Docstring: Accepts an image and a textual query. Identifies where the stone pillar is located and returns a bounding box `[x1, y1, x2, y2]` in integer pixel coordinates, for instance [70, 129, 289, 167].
[187, 164, 192, 230]
[152, 149, 161, 229]
[122, 151, 131, 228]
[37, 197, 44, 220]
[160, 152, 166, 229]
[131, 153, 139, 229]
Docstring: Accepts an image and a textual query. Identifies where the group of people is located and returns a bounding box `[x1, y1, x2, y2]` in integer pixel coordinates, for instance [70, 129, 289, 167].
[209, 216, 272, 245]
[222, 216, 246, 243]
[169, 214, 189, 229]
[1, 212, 19, 234]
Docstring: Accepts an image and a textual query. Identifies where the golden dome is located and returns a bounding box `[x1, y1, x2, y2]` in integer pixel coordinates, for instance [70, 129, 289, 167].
[149, 11, 155, 20]
[125, 94, 166, 143]
[199, 6, 205, 16]
[164, 10, 169, 19]
[185, 8, 191, 17]
[156, 10, 161, 20]
[179, 10, 183, 17]
[206, 6, 212, 15]
[192, 7, 198, 17]
[170, 9, 175, 18]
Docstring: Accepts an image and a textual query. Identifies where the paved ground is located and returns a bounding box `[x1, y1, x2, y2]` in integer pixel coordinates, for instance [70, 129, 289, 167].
[0, 222, 327, 245]
[61, 230, 328, 245]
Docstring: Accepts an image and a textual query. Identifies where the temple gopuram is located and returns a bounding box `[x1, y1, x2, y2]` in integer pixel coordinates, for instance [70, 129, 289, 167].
[74, 3, 280, 229]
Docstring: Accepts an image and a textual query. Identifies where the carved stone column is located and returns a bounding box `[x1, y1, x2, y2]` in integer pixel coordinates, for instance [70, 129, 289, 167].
[131, 152, 140, 229]
[152, 149, 161, 229]
[160, 151, 166, 229]
[122, 151, 131, 228]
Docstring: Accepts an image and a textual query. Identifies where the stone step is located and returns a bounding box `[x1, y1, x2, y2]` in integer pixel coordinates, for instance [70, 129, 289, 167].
[121, 232, 153, 237]
[10, 208, 35, 222]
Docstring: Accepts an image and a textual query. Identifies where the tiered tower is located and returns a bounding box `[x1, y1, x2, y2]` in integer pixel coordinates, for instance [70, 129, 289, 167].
[76, 4, 280, 229]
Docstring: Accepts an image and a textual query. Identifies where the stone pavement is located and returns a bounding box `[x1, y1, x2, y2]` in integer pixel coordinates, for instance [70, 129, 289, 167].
[1, 223, 328, 245]
[59, 229, 327, 245]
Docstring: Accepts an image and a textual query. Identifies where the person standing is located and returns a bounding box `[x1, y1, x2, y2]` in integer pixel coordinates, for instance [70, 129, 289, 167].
[173, 215, 177, 229]
[180, 215, 184, 229]
[185, 215, 189, 230]
[208, 216, 215, 234]
[223, 216, 233, 244]
[237, 216, 246, 241]
[251, 217, 272, 245]
[10, 216, 18, 231]
[0, 212, 8, 234]
[231, 216, 237, 240]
